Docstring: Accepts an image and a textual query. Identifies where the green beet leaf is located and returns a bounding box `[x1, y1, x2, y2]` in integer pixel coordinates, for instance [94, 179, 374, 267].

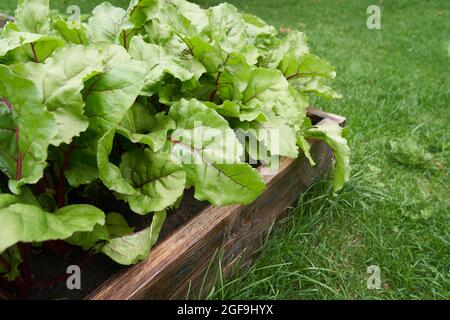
[101, 210, 166, 265]
[233, 111, 299, 161]
[129, 36, 205, 95]
[207, 3, 247, 54]
[169, 99, 265, 205]
[280, 53, 336, 82]
[117, 102, 175, 152]
[0, 245, 22, 281]
[304, 121, 351, 192]
[97, 129, 136, 196]
[117, 148, 186, 214]
[0, 65, 57, 194]
[52, 19, 90, 45]
[67, 212, 134, 251]
[265, 30, 310, 69]
[0, 24, 65, 63]
[98, 129, 186, 214]
[14, 0, 50, 35]
[88, 2, 127, 43]
[13, 45, 105, 146]
[0, 201, 105, 253]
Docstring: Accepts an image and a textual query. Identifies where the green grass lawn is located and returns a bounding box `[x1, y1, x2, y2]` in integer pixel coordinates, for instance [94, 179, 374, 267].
[1, 0, 449, 299]
[199, 0, 450, 300]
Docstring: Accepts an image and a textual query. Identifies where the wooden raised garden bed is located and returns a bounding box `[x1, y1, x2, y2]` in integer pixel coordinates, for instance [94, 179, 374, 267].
[84, 108, 346, 300]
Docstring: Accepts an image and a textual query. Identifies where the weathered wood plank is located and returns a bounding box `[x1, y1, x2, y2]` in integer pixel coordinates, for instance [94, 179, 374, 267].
[88, 110, 346, 300]
[307, 107, 347, 126]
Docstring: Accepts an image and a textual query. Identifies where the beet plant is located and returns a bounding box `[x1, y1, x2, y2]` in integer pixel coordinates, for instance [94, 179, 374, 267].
[0, 0, 350, 293]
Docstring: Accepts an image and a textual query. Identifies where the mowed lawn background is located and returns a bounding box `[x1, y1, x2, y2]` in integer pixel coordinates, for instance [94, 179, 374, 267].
[1, 0, 449, 299]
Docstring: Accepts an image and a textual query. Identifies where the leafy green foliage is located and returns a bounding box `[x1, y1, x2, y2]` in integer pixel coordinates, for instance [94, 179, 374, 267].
[101, 210, 166, 265]
[0, 0, 350, 282]
[0, 65, 57, 193]
[304, 122, 351, 193]
[0, 195, 105, 253]
[107, 146, 186, 214]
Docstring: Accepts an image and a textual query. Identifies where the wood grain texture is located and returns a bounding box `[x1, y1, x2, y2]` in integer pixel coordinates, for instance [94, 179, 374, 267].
[87, 109, 346, 300]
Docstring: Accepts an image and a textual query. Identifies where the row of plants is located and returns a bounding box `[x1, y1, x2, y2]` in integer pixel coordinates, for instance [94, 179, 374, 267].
[0, 0, 350, 295]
